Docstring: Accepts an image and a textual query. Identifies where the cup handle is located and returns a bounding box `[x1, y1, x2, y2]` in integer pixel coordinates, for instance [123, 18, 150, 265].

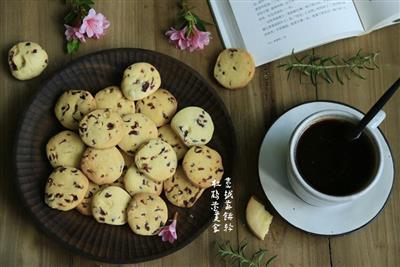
[367, 110, 386, 129]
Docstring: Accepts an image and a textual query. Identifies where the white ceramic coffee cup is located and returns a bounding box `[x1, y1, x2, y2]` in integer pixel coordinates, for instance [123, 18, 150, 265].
[287, 109, 385, 207]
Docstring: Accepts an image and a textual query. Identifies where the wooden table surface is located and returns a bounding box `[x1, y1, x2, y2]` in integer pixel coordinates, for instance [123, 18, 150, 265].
[0, 1, 399, 266]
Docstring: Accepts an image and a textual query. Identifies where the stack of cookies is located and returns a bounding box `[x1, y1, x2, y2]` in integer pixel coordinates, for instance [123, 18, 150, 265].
[44, 62, 224, 237]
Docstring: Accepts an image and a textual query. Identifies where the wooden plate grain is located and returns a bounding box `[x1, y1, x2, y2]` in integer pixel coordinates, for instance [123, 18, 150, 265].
[14, 48, 236, 263]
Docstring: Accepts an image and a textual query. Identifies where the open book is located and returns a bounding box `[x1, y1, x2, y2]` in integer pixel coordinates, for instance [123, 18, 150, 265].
[209, 0, 400, 66]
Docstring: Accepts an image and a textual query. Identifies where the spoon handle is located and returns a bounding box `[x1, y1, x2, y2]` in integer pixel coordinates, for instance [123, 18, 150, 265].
[352, 78, 400, 139]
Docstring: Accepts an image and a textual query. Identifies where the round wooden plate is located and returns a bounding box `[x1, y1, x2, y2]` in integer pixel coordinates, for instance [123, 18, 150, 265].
[14, 48, 236, 263]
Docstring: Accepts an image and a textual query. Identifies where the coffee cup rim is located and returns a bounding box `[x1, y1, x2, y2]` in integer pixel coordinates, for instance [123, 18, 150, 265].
[288, 109, 384, 202]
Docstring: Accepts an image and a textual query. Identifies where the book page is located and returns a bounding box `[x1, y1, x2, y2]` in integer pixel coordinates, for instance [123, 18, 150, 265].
[229, 0, 364, 65]
[354, 0, 400, 32]
[209, 0, 246, 48]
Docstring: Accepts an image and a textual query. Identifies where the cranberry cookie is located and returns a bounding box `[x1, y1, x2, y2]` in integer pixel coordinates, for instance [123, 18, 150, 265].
[46, 130, 86, 168]
[8, 41, 48, 80]
[182, 145, 224, 188]
[171, 106, 214, 147]
[121, 62, 161, 101]
[214, 48, 255, 89]
[127, 193, 168, 236]
[80, 147, 125, 185]
[135, 139, 177, 182]
[92, 186, 131, 225]
[136, 89, 177, 127]
[79, 109, 124, 149]
[55, 90, 96, 130]
[158, 124, 188, 160]
[164, 166, 204, 208]
[44, 167, 89, 211]
[95, 86, 135, 115]
[118, 113, 158, 155]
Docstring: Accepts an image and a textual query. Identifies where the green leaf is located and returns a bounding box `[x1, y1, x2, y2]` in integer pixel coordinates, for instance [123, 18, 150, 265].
[287, 67, 293, 80]
[323, 69, 333, 83]
[193, 14, 207, 31]
[310, 72, 317, 86]
[184, 14, 195, 22]
[252, 250, 266, 265]
[64, 11, 78, 24]
[83, 2, 94, 11]
[350, 68, 366, 79]
[174, 18, 187, 30]
[67, 39, 80, 54]
[336, 69, 344, 84]
[77, 0, 94, 5]
[70, 0, 81, 8]
[265, 255, 278, 266]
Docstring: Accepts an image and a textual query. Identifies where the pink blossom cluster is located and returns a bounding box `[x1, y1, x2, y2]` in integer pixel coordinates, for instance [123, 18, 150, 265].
[64, 8, 110, 42]
[158, 213, 178, 244]
[165, 26, 211, 52]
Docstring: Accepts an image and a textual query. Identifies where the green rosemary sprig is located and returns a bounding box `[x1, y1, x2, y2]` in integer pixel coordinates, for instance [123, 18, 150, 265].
[279, 50, 379, 87]
[216, 241, 277, 267]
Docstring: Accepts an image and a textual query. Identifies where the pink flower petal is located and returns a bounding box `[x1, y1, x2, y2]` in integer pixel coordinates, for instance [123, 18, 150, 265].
[185, 26, 211, 52]
[87, 8, 96, 18]
[79, 8, 110, 39]
[86, 26, 94, 38]
[158, 217, 178, 244]
[65, 24, 86, 42]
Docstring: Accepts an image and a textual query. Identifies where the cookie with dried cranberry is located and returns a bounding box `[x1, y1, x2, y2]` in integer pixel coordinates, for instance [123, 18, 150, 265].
[127, 193, 168, 236]
[46, 130, 86, 168]
[170, 106, 214, 147]
[76, 181, 101, 216]
[164, 166, 204, 208]
[136, 89, 177, 127]
[107, 149, 134, 188]
[123, 164, 163, 196]
[8, 41, 48, 80]
[55, 90, 97, 130]
[182, 145, 224, 188]
[135, 139, 177, 182]
[158, 124, 188, 160]
[79, 109, 124, 149]
[92, 186, 131, 225]
[94, 86, 135, 115]
[214, 48, 255, 89]
[121, 62, 161, 101]
[118, 113, 158, 155]
[80, 147, 125, 185]
[44, 167, 89, 211]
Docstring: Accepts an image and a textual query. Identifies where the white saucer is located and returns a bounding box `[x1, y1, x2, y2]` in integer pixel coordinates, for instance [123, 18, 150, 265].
[258, 101, 394, 236]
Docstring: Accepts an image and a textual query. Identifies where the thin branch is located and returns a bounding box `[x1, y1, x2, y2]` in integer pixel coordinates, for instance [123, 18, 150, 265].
[278, 50, 379, 87]
[216, 241, 277, 267]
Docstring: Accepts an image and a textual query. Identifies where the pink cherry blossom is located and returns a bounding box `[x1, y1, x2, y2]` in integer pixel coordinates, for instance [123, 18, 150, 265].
[166, 26, 211, 52]
[158, 213, 178, 244]
[79, 8, 110, 39]
[165, 27, 190, 50]
[64, 24, 86, 42]
[187, 26, 211, 52]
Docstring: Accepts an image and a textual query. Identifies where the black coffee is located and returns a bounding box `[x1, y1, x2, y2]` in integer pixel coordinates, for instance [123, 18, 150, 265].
[295, 119, 377, 196]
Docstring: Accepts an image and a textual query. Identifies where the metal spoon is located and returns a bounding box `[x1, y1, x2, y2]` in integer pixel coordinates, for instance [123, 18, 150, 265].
[347, 78, 400, 140]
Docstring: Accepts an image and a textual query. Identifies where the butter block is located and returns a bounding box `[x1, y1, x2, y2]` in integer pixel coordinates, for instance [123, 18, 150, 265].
[246, 196, 273, 240]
